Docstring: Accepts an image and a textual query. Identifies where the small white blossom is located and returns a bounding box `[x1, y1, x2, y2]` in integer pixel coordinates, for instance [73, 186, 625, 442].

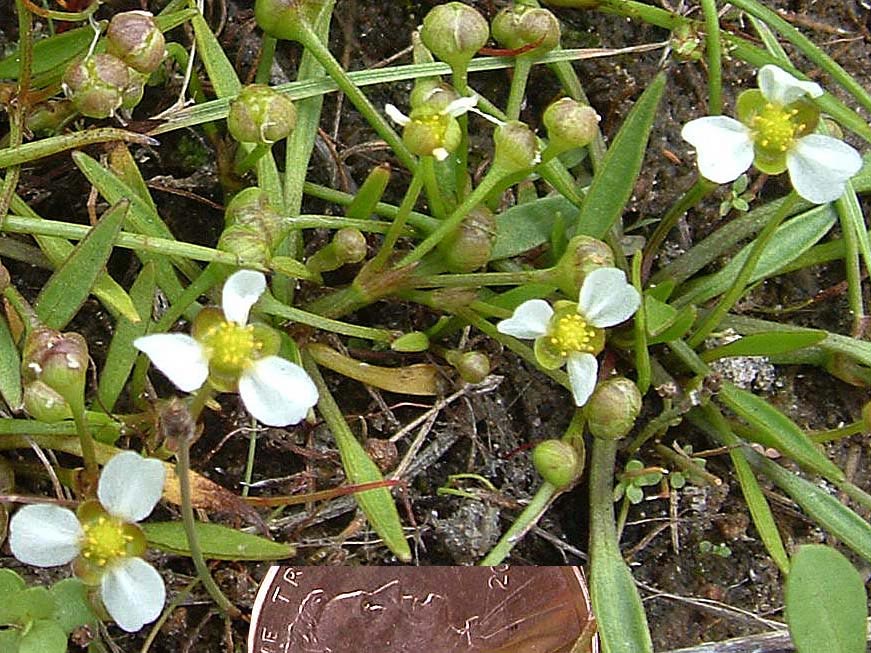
[497, 267, 640, 406]
[682, 64, 862, 204]
[134, 270, 318, 427]
[9, 452, 167, 632]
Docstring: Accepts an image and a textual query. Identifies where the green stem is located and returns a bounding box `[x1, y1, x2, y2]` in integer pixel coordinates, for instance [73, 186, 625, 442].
[255, 36, 277, 84]
[410, 267, 553, 288]
[398, 167, 508, 267]
[479, 482, 561, 565]
[0, 128, 156, 169]
[241, 420, 257, 498]
[175, 426, 241, 617]
[687, 191, 800, 347]
[505, 57, 533, 121]
[370, 170, 425, 270]
[294, 20, 417, 171]
[70, 401, 99, 485]
[699, 0, 722, 114]
[631, 252, 651, 395]
[588, 434, 654, 653]
[233, 142, 272, 176]
[420, 156, 447, 220]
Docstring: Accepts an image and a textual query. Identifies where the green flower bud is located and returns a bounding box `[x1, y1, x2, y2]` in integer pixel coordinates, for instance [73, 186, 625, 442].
[410, 81, 460, 112]
[62, 54, 130, 119]
[554, 235, 615, 296]
[492, 120, 540, 174]
[420, 2, 489, 72]
[445, 350, 491, 384]
[437, 206, 496, 273]
[220, 187, 285, 261]
[532, 439, 581, 488]
[492, 5, 561, 57]
[306, 228, 368, 274]
[106, 11, 166, 74]
[228, 84, 297, 145]
[218, 224, 272, 265]
[22, 327, 88, 412]
[391, 331, 430, 353]
[543, 98, 599, 154]
[254, 0, 329, 42]
[586, 377, 642, 440]
[23, 380, 73, 422]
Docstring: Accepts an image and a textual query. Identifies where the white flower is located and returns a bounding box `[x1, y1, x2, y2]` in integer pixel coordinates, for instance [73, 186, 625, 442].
[497, 267, 640, 406]
[9, 451, 167, 632]
[134, 270, 318, 427]
[681, 64, 862, 204]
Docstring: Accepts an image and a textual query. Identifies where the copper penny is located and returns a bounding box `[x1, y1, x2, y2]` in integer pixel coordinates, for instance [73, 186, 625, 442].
[249, 565, 597, 653]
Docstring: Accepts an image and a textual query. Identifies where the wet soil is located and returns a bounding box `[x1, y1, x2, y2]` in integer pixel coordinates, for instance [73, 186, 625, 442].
[1, 1, 870, 652]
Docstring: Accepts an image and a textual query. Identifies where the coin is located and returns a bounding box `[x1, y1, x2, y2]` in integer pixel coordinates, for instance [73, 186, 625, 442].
[249, 565, 596, 653]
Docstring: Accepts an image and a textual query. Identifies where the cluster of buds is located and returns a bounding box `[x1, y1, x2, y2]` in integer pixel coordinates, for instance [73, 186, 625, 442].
[21, 326, 88, 422]
[62, 12, 165, 118]
[492, 4, 561, 58]
[218, 187, 287, 266]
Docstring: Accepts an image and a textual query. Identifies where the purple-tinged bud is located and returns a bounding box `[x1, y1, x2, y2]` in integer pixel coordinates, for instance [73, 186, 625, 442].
[492, 6, 561, 57]
[62, 54, 130, 119]
[437, 206, 496, 273]
[106, 11, 166, 74]
[420, 2, 489, 72]
[22, 327, 88, 412]
[228, 84, 297, 145]
[532, 439, 582, 488]
[586, 377, 642, 440]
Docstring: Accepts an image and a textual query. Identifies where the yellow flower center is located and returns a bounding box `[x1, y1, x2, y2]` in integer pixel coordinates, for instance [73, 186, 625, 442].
[750, 103, 803, 153]
[549, 314, 599, 357]
[81, 516, 132, 567]
[202, 321, 261, 375]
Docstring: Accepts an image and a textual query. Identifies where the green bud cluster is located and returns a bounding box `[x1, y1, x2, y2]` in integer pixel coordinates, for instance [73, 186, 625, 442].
[62, 12, 165, 119]
[218, 187, 286, 265]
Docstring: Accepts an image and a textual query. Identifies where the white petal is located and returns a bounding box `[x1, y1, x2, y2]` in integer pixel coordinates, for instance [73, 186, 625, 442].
[681, 116, 754, 184]
[9, 504, 82, 567]
[238, 356, 319, 426]
[566, 352, 598, 407]
[98, 451, 166, 523]
[757, 65, 823, 105]
[222, 269, 267, 325]
[443, 94, 478, 117]
[787, 134, 864, 204]
[496, 300, 553, 340]
[578, 267, 641, 328]
[385, 103, 411, 126]
[432, 147, 450, 161]
[134, 333, 209, 393]
[101, 557, 165, 632]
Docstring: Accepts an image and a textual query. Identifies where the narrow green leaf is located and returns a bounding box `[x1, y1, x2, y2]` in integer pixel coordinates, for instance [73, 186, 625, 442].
[701, 331, 827, 362]
[718, 382, 844, 482]
[576, 72, 666, 239]
[749, 451, 871, 562]
[9, 194, 139, 323]
[190, 12, 241, 97]
[0, 313, 21, 411]
[786, 545, 867, 653]
[35, 201, 128, 330]
[0, 25, 91, 79]
[492, 196, 578, 260]
[644, 295, 678, 337]
[97, 263, 156, 413]
[142, 521, 294, 560]
[675, 204, 836, 306]
[646, 305, 695, 345]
